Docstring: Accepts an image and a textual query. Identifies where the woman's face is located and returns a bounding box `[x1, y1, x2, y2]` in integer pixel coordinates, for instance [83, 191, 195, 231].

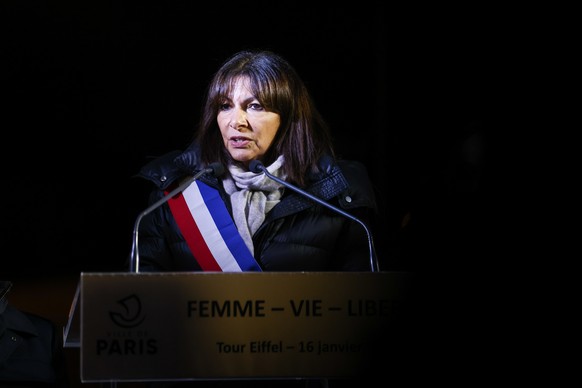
[217, 77, 281, 167]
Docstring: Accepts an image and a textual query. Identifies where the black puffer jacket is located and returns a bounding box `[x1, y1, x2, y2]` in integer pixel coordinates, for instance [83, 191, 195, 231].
[134, 145, 378, 272]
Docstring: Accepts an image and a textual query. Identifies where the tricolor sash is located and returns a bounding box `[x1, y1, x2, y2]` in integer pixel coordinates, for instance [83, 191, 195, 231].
[166, 180, 262, 272]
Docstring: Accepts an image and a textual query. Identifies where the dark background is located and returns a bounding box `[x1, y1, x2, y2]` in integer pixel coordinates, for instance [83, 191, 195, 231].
[2, 1, 505, 279]
[1, 1, 519, 385]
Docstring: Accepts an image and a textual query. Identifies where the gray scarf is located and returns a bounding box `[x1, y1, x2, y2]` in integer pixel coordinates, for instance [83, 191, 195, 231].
[222, 155, 285, 255]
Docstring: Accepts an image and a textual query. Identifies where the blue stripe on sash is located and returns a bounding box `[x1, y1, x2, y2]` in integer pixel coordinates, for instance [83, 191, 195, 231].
[196, 181, 262, 272]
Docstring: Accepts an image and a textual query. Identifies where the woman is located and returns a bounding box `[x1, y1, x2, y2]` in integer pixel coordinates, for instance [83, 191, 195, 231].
[134, 50, 379, 273]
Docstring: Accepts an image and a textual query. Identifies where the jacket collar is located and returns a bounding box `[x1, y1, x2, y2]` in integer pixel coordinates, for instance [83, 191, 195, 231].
[137, 146, 351, 211]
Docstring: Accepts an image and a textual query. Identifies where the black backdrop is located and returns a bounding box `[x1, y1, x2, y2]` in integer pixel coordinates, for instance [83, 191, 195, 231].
[1, 1, 502, 278]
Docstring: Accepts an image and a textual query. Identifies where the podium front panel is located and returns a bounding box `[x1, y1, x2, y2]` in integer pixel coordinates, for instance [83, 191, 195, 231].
[79, 271, 413, 382]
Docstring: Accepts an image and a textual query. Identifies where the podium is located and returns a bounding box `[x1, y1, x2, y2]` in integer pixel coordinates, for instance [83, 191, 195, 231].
[64, 271, 415, 384]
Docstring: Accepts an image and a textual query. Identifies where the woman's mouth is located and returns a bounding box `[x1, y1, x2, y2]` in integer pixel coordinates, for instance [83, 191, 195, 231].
[229, 137, 251, 147]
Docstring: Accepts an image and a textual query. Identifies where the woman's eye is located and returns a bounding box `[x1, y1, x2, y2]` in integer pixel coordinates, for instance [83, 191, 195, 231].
[248, 103, 264, 111]
[218, 103, 231, 111]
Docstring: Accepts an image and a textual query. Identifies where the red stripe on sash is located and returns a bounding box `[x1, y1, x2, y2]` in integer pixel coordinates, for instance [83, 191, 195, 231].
[167, 192, 222, 271]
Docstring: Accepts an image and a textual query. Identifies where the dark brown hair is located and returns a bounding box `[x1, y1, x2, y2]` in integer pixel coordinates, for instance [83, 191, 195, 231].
[195, 50, 335, 187]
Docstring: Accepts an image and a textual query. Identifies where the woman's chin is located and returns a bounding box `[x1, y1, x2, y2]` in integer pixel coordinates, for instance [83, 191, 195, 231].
[229, 151, 259, 165]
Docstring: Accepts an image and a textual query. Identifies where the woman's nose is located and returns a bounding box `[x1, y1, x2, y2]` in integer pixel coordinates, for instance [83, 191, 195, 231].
[229, 108, 247, 129]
